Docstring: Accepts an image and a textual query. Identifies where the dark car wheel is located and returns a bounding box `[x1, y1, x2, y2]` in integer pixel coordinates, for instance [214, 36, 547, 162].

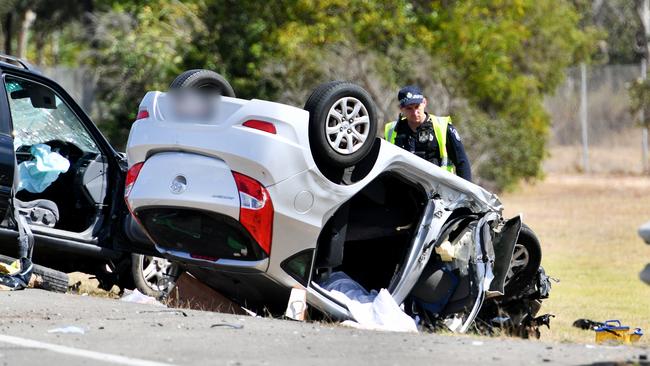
[503, 224, 542, 296]
[304, 81, 378, 169]
[170, 69, 236, 97]
[131, 253, 180, 298]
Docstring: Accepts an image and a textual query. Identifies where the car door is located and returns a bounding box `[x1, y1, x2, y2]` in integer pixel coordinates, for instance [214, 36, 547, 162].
[0, 70, 17, 221]
[0, 66, 137, 255]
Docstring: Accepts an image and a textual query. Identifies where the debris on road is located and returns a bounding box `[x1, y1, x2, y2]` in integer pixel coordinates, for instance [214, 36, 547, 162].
[120, 289, 164, 306]
[322, 272, 417, 333]
[136, 309, 188, 317]
[167, 272, 247, 315]
[573, 318, 643, 345]
[0, 255, 68, 293]
[284, 287, 307, 321]
[210, 323, 244, 330]
[47, 326, 86, 335]
[594, 320, 643, 345]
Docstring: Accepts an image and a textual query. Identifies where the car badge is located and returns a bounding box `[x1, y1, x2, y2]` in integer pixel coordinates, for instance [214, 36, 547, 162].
[170, 175, 187, 194]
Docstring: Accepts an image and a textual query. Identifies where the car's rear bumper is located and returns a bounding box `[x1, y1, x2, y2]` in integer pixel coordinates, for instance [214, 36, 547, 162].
[127, 152, 240, 220]
[159, 247, 269, 273]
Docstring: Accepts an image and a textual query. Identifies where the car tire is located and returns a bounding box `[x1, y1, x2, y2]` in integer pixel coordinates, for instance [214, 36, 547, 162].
[0, 254, 68, 293]
[503, 224, 542, 296]
[170, 69, 236, 97]
[131, 253, 180, 298]
[304, 81, 378, 169]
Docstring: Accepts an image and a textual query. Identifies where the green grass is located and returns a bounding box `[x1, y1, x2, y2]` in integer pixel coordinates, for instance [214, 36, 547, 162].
[501, 174, 650, 345]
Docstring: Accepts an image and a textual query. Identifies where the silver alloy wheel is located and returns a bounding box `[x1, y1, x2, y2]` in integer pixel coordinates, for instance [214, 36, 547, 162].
[140, 256, 178, 292]
[325, 97, 370, 155]
[505, 243, 530, 284]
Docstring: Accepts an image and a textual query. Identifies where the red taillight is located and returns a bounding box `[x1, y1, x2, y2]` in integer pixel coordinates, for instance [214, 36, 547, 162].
[136, 109, 149, 120]
[232, 172, 273, 255]
[124, 162, 144, 205]
[243, 120, 276, 134]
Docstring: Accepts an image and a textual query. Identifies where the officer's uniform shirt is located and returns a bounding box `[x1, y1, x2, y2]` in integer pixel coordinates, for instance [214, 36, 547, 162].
[393, 114, 472, 181]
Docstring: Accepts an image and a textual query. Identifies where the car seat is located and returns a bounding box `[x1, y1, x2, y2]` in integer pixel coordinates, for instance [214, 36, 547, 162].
[13, 198, 59, 228]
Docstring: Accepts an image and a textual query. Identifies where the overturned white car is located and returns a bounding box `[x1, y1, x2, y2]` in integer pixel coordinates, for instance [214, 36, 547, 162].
[125, 70, 550, 333]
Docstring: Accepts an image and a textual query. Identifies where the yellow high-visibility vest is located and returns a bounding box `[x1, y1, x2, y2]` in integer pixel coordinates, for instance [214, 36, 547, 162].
[384, 115, 454, 173]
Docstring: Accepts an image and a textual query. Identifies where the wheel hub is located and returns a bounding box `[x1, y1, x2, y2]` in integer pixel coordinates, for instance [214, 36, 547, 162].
[326, 96, 370, 155]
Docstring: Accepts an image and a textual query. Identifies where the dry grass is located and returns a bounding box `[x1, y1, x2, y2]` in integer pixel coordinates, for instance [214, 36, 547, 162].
[544, 128, 647, 175]
[501, 173, 650, 344]
[67, 272, 121, 298]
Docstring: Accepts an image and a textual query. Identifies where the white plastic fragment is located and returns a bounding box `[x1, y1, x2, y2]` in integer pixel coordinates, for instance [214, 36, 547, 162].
[47, 326, 85, 335]
[321, 272, 417, 333]
[120, 289, 165, 306]
[285, 287, 307, 321]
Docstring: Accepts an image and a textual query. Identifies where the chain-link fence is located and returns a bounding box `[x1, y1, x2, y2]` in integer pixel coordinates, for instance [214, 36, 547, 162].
[544, 63, 648, 175]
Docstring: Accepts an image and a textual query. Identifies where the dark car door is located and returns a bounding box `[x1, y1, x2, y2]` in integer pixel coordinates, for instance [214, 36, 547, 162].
[0, 70, 16, 220]
[0, 62, 158, 261]
[0, 63, 133, 258]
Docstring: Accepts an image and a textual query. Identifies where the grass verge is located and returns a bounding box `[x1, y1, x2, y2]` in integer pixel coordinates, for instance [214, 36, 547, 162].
[501, 174, 650, 345]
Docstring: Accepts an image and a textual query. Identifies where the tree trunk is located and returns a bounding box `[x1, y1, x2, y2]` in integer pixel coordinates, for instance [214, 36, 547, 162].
[3, 12, 12, 55]
[637, 0, 650, 59]
[16, 9, 35, 59]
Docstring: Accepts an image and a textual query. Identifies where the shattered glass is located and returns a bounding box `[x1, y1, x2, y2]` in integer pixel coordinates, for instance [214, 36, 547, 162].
[5, 77, 99, 154]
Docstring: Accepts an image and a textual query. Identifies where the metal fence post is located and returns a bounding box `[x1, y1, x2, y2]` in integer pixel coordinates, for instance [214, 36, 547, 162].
[642, 58, 649, 174]
[580, 63, 589, 173]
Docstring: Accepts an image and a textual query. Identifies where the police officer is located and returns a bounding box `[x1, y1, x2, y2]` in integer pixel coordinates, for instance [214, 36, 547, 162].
[384, 85, 472, 181]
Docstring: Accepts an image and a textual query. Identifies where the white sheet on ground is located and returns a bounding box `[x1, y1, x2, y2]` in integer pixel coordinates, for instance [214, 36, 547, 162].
[320, 272, 417, 333]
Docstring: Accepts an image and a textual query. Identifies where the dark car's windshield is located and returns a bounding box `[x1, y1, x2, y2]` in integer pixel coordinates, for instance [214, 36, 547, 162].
[5, 76, 99, 154]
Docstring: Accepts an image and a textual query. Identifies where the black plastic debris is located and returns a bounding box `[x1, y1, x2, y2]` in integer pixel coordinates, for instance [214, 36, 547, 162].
[0, 257, 33, 291]
[210, 323, 244, 329]
[573, 318, 605, 330]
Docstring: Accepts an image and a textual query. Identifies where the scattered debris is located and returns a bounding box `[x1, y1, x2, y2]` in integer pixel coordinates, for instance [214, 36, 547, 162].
[573, 318, 605, 330]
[166, 273, 247, 315]
[285, 287, 307, 321]
[47, 326, 85, 335]
[210, 323, 244, 329]
[322, 272, 417, 333]
[594, 320, 643, 345]
[573, 319, 643, 345]
[136, 310, 188, 317]
[0, 255, 68, 293]
[120, 289, 164, 306]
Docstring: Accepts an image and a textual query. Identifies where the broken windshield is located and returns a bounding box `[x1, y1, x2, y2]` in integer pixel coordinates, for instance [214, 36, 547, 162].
[5, 76, 99, 154]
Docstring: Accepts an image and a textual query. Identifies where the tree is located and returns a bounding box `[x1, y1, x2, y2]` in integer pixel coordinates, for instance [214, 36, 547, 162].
[82, 0, 204, 147]
[4, 0, 599, 190]
[231, 0, 598, 189]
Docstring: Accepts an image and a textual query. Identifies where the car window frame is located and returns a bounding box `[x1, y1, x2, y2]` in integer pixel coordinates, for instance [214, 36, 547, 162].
[0, 69, 16, 221]
[4, 75, 101, 154]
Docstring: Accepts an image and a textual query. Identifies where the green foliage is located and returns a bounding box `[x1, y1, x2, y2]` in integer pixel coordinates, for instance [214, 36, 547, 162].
[574, 0, 643, 64]
[83, 0, 203, 148]
[629, 78, 650, 127]
[256, 0, 595, 190]
[422, 0, 597, 189]
[13, 0, 600, 190]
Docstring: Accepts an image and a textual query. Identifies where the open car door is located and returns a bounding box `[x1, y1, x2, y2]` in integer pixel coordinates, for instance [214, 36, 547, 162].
[0, 72, 16, 227]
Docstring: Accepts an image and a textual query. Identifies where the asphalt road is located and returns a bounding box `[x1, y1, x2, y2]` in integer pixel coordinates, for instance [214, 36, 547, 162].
[0, 289, 646, 366]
